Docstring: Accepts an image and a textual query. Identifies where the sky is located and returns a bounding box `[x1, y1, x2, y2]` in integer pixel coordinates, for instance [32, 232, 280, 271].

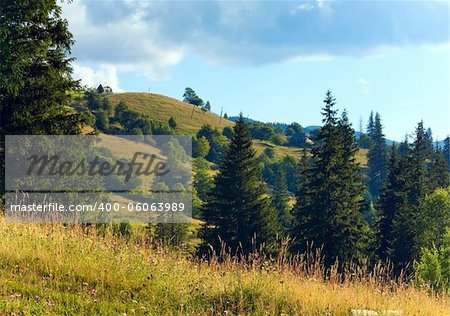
[62, 0, 450, 141]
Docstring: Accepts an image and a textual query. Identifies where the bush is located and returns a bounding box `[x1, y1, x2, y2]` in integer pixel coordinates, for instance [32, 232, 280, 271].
[416, 229, 450, 291]
[95, 109, 110, 131]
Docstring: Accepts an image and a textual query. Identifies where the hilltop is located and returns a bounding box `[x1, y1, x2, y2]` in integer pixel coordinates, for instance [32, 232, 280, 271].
[107, 92, 234, 134]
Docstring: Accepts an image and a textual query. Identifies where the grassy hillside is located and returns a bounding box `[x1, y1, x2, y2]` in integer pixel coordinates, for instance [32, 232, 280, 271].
[0, 220, 448, 315]
[253, 140, 369, 167]
[107, 93, 234, 134]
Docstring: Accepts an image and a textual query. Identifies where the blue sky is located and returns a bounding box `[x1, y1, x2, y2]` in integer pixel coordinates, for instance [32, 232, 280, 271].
[62, 1, 449, 141]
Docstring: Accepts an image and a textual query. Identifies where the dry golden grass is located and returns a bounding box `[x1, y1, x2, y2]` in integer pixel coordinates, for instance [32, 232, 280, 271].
[0, 219, 448, 315]
[107, 92, 234, 134]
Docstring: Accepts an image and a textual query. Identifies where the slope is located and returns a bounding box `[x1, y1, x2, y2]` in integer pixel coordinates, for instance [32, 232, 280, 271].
[107, 92, 234, 134]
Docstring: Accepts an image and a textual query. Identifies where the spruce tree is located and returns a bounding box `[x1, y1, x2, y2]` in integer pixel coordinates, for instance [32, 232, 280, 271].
[291, 91, 368, 265]
[376, 145, 407, 261]
[367, 111, 374, 136]
[198, 115, 280, 257]
[0, 0, 81, 135]
[1, 0, 81, 200]
[428, 148, 450, 190]
[388, 122, 433, 268]
[443, 136, 450, 170]
[272, 168, 292, 235]
[367, 113, 388, 198]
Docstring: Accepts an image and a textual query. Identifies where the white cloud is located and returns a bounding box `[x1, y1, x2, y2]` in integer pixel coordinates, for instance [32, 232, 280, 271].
[62, 0, 183, 81]
[61, 0, 449, 78]
[358, 78, 371, 94]
[290, 2, 315, 15]
[285, 54, 334, 63]
[73, 64, 122, 92]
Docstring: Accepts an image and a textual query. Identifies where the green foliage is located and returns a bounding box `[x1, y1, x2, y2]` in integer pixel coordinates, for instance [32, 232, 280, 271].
[193, 158, 213, 218]
[198, 115, 280, 256]
[183, 87, 204, 107]
[95, 109, 110, 131]
[0, 0, 81, 136]
[380, 122, 445, 269]
[291, 92, 369, 265]
[443, 136, 450, 170]
[197, 125, 228, 163]
[272, 169, 292, 235]
[428, 148, 450, 190]
[168, 116, 177, 129]
[417, 187, 450, 251]
[248, 122, 285, 145]
[79, 110, 96, 127]
[286, 123, 306, 147]
[192, 136, 211, 159]
[376, 145, 407, 261]
[367, 112, 388, 198]
[204, 101, 211, 111]
[222, 126, 234, 139]
[113, 100, 174, 135]
[416, 229, 450, 291]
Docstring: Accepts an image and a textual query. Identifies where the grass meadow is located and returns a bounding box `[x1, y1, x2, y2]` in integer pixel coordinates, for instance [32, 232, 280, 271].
[0, 219, 448, 315]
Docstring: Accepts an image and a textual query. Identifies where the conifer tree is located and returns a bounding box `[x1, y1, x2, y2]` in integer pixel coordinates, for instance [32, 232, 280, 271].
[0, 0, 81, 199]
[198, 115, 280, 256]
[428, 148, 450, 190]
[367, 111, 374, 136]
[376, 145, 407, 260]
[367, 113, 387, 198]
[387, 122, 433, 268]
[291, 91, 368, 265]
[272, 168, 292, 234]
[0, 0, 81, 135]
[443, 136, 450, 170]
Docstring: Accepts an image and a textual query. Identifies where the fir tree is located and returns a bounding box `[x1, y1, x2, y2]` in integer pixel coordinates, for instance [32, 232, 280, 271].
[198, 115, 280, 257]
[376, 145, 407, 261]
[367, 111, 374, 136]
[0, 0, 81, 135]
[291, 91, 368, 265]
[428, 148, 450, 190]
[443, 136, 450, 170]
[367, 113, 388, 198]
[272, 168, 292, 235]
[0, 0, 81, 199]
[388, 122, 433, 268]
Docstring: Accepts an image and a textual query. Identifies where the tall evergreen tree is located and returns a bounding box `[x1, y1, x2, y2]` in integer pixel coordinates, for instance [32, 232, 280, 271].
[367, 113, 388, 198]
[428, 148, 450, 190]
[443, 136, 450, 171]
[398, 135, 410, 157]
[0, 0, 81, 135]
[367, 111, 374, 136]
[272, 168, 292, 235]
[0, 0, 81, 199]
[198, 115, 280, 256]
[376, 145, 407, 261]
[387, 121, 433, 268]
[291, 91, 368, 265]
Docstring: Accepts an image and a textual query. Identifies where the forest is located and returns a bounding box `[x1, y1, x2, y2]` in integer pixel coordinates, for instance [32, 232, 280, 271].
[0, 1, 449, 315]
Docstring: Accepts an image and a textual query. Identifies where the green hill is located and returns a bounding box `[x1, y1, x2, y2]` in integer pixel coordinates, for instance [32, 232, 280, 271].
[107, 92, 234, 134]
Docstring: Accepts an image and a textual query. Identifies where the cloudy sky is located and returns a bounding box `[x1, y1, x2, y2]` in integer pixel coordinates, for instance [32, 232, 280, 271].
[62, 0, 449, 141]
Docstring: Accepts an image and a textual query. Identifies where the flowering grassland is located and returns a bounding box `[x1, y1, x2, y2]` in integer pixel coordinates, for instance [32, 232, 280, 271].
[0, 220, 448, 315]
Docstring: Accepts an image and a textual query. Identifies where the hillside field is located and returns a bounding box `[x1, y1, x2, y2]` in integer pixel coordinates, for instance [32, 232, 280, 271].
[0, 219, 448, 315]
[107, 93, 234, 134]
